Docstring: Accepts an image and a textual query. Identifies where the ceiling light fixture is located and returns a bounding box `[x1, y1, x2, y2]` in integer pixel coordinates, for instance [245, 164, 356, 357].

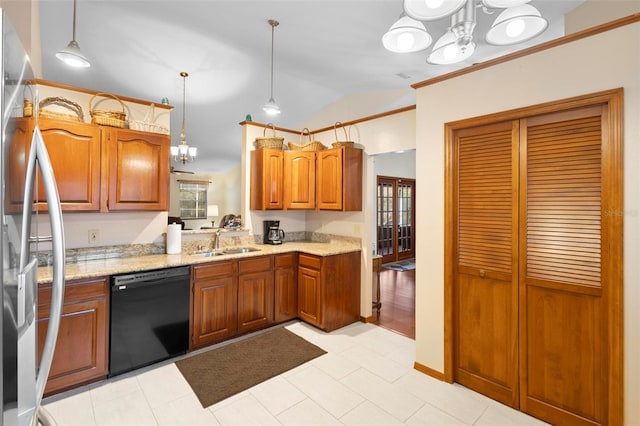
[386, 0, 548, 65]
[56, 0, 90, 68]
[262, 19, 281, 116]
[382, 13, 432, 53]
[171, 72, 197, 164]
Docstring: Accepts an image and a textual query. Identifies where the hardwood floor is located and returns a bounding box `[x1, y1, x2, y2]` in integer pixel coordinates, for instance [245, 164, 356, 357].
[371, 268, 415, 339]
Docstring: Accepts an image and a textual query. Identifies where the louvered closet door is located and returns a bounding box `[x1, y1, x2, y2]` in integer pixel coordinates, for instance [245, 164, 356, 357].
[519, 106, 608, 425]
[454, 121, 520, 407]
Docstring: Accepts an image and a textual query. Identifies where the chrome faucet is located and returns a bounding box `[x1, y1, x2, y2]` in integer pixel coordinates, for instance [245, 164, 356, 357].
[214, 229, 221, 250]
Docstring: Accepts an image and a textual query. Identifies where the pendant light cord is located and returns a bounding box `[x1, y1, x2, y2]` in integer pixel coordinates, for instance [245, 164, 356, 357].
[180, 71, 188, 142]
[72, 0, 78, 42]
[268, 20, 279, 100]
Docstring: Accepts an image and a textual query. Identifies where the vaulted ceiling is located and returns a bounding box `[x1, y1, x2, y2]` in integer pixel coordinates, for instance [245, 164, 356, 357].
[39, 0, 584, 173]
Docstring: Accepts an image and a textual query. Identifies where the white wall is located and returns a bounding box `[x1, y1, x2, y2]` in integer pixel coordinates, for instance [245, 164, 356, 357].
[301, 89, 415, 131]
[373, 150, 416, 179]
[414, 23, 640, 424]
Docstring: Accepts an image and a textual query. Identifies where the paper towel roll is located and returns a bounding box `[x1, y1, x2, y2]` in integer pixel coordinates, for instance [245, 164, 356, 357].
[166, 223, 182, 254]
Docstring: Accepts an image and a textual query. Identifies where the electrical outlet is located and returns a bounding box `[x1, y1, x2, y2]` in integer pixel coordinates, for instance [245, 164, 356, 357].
[88, 229, 100, 244]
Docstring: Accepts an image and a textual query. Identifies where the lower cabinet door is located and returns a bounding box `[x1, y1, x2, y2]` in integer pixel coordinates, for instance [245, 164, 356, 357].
[37, 277, 108, 396]
[297, 266, 322, 327]
[275, 266, 297, 323]
[192, 275, 238, 348]
[237, 270, 274, 334]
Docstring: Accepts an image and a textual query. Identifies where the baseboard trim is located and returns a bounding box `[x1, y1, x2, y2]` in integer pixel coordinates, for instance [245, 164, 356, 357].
[360, 315, 375, 323]
[414, 362, 448, 382]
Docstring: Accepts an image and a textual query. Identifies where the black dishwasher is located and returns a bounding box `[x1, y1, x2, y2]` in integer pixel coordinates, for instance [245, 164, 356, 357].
[109, 266, 190, 377]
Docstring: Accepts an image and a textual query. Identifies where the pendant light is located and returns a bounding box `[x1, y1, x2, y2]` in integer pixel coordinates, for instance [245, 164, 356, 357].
[171, 72, 197, 164]
[56, 0, 90, 68]
[262, 19, 281, 116]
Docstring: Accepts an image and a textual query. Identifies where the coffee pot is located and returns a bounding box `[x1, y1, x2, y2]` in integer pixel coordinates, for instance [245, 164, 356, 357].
[263, 220, 285, 245]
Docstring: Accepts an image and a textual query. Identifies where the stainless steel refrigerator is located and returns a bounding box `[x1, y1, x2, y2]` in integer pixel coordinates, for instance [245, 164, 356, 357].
[1, 9, 66, 426]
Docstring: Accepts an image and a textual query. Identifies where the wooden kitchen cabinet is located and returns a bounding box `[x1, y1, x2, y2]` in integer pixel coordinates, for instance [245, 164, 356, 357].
[316, 146, 363, 211]
[237, 256, 274, 334]
[274, 253, 298, 323]
[106, 128, 170, 211]
[5, 117, 31, 213]
[298, 251, 361, 331]
[250, 148, 284, 210]
[7, 117, 170, 213]
[35, 118, 103, 212]
[37, 276, 109, 396]
[190, 261, 238, 349]
[284, 151, 316, 209]
[5, 117, 102, 212]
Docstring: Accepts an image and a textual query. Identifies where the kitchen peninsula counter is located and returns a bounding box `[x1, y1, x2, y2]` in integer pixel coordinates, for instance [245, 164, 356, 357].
[37, 240, 361, 283]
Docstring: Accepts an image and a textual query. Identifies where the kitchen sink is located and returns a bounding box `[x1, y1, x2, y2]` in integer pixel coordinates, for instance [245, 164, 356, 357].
[222, 247, 261, 254]
[189, 251, 224, 257]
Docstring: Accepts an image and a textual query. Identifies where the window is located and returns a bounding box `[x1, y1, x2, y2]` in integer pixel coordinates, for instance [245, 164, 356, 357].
[178, 181, 208, 219]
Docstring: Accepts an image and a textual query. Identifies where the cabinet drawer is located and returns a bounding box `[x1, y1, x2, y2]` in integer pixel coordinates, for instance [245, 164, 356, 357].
[275, 253, 296, 269]
[299, 253, 321, 270]
[238, 256, 273, 274]
[193, 261, 236, 281]
[38, 276, 108, 308]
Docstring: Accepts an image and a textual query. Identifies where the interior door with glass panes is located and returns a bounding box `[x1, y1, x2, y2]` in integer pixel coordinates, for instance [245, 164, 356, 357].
[376, 176, 415, 264]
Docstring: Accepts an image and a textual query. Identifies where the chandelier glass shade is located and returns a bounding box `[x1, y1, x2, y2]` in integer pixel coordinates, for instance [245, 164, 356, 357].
[56, 0, 90, 68]
[171, 71, 197, 164]
[382, 15, 433, 53]
[485, 4, 548, 45]
[404, 0, 466, 21]
[384, 0, 548, 65]
[262, 19, 281, 116]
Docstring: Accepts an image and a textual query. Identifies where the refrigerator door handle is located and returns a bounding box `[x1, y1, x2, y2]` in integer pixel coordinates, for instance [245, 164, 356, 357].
[20, 126, 66, 409]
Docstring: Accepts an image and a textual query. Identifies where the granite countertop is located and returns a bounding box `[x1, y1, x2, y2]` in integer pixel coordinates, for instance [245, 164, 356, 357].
[37, 241, 361, 284]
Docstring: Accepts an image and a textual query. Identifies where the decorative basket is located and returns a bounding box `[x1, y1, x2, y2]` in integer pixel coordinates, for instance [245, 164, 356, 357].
[23, 84, 34, 117]
[129, 103, 169, 134]
[39, 97, 84, 122]
[253, 123, 284, 149]
[331, 121, 355, 148]
[287, 128, 326, 151]
[89, 93, 127, 128]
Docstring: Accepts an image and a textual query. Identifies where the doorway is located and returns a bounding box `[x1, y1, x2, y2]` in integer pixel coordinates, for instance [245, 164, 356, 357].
[376, 176, 416, 264]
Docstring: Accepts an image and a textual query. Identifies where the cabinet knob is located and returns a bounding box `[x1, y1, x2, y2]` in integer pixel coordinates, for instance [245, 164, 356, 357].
[479, 269, 486, 278]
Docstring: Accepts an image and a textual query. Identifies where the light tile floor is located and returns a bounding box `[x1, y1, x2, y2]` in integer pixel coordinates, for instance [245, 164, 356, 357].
[43, 321, 549, 425]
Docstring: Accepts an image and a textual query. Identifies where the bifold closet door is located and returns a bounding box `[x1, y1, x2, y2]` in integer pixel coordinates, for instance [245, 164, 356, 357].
[453, 121, 520, 407]
[519, 106, 610, 425]
[450, 92, 622, 425]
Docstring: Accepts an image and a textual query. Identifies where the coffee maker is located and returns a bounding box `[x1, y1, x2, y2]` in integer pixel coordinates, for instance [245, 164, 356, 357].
[263, 220, 285, 245]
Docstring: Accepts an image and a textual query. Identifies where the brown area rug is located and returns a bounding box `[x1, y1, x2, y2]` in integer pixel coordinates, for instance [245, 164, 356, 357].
[175, 327, 326, 407]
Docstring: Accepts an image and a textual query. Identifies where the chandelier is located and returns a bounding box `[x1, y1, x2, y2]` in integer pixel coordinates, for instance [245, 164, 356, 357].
[383, 0, 548, 64]
[170, 71, 197, 164]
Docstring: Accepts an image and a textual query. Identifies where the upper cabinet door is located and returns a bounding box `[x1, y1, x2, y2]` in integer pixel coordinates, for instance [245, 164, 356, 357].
[36, 118, 102, 212]
[107, 128, 169, 211]
[284, 151, 315, 209]
[316, 148, 343, 210]
[5, 117, 32, 214]
[250, 149, 284, 210]
[316, 146, 363, 211]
